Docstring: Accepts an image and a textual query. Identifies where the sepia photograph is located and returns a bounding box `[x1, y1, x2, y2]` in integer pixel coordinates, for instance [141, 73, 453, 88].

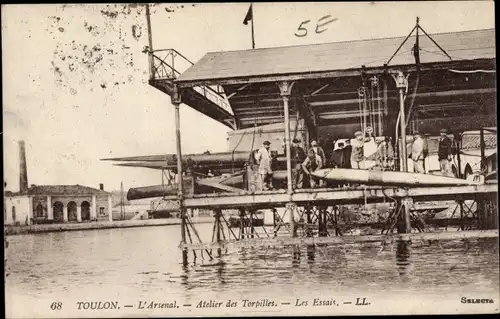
[3, 2, 498, 317]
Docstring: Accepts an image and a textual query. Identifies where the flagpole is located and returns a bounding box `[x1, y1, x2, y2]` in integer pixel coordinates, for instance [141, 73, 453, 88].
[251, 3, 255, 49]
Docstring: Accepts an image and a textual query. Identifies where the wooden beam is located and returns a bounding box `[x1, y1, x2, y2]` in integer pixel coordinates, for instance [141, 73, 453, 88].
[227, 83, 252, 99]
[311, 84, 330, 96]
[310, 88, 496, 107]
[197, 178, 247, 193]
[175, 59, 495, 88]
[319, 110, 382, 120]
[183, 184, 497, 208]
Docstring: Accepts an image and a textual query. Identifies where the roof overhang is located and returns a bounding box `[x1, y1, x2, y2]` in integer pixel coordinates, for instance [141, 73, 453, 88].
[175, 58, 495, 88]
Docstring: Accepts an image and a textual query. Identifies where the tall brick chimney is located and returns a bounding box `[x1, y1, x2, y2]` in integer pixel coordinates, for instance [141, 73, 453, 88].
[19, 140, 28, 193]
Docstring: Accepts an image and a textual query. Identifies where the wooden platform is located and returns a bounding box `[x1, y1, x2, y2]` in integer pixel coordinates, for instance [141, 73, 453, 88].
[180, 229, 499, 250]
[173, 184, 498, 209]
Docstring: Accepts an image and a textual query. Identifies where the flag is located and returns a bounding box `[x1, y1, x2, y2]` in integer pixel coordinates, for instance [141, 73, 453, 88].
[243, 4, 253, 25]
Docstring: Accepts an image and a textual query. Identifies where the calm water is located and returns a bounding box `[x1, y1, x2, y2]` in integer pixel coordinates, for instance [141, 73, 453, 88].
[5, 224, 500, 317]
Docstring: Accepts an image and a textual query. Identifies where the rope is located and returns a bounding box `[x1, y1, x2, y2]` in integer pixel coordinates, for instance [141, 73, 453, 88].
[357, 88, 365, 132]
[376, 77, 382, 136]
[405, 72, 420, 128]
[248, 122, 257, 162]
[370, 82, 375, 133]
[231, 128, 247, 173]
[362, 87, 368, 136]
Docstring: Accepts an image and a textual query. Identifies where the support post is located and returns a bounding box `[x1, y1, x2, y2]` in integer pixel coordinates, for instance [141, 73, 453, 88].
[454, 132, 462, 178]
[398, 197, 413, 234]
[249, 209, 255, 239]
[279, 81, 297, 238]
[286, 202, 297, 238]
[91, 195, 97, 220]
[108, 195, 113, 222]
[63, 205, 68, 222]
[458, 200, 465, 231]
[272, 208, 277, 238]
[480, 128, 486, 174]
[305, 205, 313, 237]
[278, 81, 295, 195]
[392, 71, 409, 172]
[145, 4, 154, 80]
[172, 85, 187, 266]
[77, 205, 82, 222]
[215, 208, 222, 257]
[239, 208, 245, 239]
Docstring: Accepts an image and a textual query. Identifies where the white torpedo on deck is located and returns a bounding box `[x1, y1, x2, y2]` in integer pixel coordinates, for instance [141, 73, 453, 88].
[311, 168, 483, 187]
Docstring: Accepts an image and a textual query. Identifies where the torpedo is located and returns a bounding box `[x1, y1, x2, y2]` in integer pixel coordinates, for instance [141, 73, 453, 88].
[311, 168, 482, 187]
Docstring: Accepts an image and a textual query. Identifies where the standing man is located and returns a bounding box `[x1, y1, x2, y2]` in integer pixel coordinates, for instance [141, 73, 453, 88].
[290, 138, 306, 189]
[255, 141, 273, 190]
[309, 140, 326, 187]
[329, 140, 345, 168]
[351, 131, 365, 169]
[411, 131, 427, 173]
[438, 128, 453, 177]
[309, 140, 326, 165]
[302, 149, 323, 188]
[342, 139, 352, 168]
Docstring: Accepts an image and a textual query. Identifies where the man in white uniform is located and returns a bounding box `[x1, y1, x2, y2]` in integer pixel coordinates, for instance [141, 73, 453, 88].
[411, 131, 427, 173]
[255, 141, 273, 190]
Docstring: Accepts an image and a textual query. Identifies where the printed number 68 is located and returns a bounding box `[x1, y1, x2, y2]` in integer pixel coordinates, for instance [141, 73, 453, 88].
[50, 302, 62, 310]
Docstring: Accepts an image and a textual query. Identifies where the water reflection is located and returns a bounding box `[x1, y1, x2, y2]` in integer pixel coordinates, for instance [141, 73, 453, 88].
[306, 245, 315, 263]
[5, 224, 499, 304]
[396, 240, 412, 278]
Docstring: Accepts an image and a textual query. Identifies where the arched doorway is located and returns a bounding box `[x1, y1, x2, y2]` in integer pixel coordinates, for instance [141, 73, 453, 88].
[54, 202, 64, 222]
[81, 201, 90, 221]
[67, 201, 77, 222]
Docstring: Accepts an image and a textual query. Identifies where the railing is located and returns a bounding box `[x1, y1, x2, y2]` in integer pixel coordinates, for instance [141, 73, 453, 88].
[150, 49, 233, 115]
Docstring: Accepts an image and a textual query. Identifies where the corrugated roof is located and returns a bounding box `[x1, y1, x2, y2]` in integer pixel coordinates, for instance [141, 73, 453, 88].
[19, 185, 110, 196]
[461, 134, 497, 150]
[177, 29, 495, 83]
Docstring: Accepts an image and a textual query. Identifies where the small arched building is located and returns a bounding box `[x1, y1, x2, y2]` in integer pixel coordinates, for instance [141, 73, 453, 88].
[4, 184, 113, 226]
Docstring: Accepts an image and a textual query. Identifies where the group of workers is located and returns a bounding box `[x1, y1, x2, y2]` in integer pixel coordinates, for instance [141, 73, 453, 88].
[253, 127, 454, 191]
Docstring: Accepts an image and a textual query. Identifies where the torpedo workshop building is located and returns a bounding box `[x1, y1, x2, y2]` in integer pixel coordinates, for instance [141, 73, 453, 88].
[4, 141, 113, 226]
[106, 22, 497, 264]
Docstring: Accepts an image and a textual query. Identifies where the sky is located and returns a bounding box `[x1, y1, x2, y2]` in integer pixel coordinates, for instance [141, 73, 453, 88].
[2, 2, 495, 192]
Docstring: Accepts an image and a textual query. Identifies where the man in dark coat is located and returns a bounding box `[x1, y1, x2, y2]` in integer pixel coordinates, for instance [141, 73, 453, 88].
[341, 139, 352, 169]
[329, 141, 345, 168]
[290, 138, 306, 189]
[438, 128, 453, 177]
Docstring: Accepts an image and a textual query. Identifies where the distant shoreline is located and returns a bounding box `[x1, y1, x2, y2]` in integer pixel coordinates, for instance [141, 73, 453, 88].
[4, 216, 214, 236]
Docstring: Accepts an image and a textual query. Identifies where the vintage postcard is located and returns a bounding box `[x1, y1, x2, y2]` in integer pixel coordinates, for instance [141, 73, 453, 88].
[3, 2, 498, 318]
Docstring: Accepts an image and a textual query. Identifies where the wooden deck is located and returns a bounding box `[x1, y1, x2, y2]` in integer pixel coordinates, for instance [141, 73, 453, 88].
[171, 184, 498, 210]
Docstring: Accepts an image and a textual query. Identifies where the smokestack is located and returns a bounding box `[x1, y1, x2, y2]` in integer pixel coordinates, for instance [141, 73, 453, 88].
[19, 141, 28, 194]
[99, 183, 104, 190]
